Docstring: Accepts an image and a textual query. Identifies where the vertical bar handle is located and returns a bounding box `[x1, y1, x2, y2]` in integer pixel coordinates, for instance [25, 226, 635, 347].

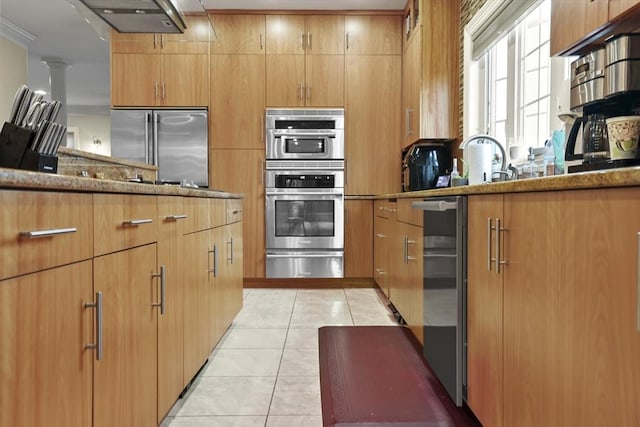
[346, 32, 349, 50]
[487, 218, 493, 271]
[307, 85, 311, 102]
[407, 239, 417, 261]
[495, 218, 501, 273]
[301, 32, 306, 50]
[208, 246, 218, 277]
[307, 32, 312, 50]
[84, 291, 103, 361]
[403, 235, 408, 263]
[153, 112, 159, 166]
[152, 265, 166, 315]
[154, 81, 159, 99]
[162, 82, 166, 99]
[260, 33, 264, 50]
[637, 232, 639, 332]
[227, 238, 234, 264]
[144, 112, 151, 164]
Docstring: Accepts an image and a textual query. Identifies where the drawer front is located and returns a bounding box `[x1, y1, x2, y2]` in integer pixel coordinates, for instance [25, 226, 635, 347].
[93, 194, 158, 255]
[183, 197, 210, 234]
[211, 199, 226, 228]
[0, 190, 93, 280]
[158, 196, 186, 240]
[374, 199, 397, 220]
[396, 198, 423, 226]
[226, 199, 243, 224]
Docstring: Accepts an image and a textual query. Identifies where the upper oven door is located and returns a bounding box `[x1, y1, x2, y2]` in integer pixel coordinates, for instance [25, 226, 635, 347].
[265, 189, 344, 250]
[266, 129, 344, 160]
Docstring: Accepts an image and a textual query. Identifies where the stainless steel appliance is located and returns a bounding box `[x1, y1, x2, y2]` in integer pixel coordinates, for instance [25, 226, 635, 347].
[111, 109, 208, 187]
[570, 48, 606, 111]
[78, 0, 187, 33]
[266, 108, 344, 160]
[605, 33, 640, 97]
[412, 196, 467, 406]
[265, 164, 344, 278]
[402, 141, 453, 191]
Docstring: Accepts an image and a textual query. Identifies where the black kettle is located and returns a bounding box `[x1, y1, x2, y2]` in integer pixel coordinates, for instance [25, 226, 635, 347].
[402, 142, 452, 191]
[565, 114, 609, 163]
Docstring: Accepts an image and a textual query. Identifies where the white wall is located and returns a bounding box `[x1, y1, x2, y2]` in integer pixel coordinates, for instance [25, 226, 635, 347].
[0, 35, 28, 124]
[67, 114, 112, 156]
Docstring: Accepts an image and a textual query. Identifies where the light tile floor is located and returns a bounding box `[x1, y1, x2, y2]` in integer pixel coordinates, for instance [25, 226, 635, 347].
[161, 288, 398, 427]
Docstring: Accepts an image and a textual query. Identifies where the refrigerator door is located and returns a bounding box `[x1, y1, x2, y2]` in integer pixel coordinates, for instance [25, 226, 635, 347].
[111, 109, 152, 165]
[154, 110, 209, 187]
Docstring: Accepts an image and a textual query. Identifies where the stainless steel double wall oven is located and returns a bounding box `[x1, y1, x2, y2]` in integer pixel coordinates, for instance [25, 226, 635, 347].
[265, 109, 345, 278]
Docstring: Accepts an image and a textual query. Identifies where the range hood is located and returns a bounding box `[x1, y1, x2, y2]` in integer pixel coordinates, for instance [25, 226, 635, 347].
[78, 0, 186, 33]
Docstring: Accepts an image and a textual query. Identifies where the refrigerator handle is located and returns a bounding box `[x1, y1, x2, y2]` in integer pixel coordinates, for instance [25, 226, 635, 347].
[144, 112, 151, 164]
[153, 112, 159, 166]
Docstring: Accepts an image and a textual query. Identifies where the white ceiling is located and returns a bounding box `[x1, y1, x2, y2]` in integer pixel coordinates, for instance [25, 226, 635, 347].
[0, 0, 405, 114]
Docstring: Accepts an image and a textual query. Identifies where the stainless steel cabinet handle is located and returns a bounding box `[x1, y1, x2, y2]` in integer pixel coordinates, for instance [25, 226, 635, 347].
[495, 218, 508, 273]
[144, 112, 151, 164]
[154, 81, 159, 99]
[153, 34, 157, 48]
[346, 32, 349, 50]
[165, 214, 188, 221]
[208, 245, 218, 277]
[162, 82, 166, 99]
[375, 268, 386, 275]
[161, 34, 165, 48]
[298, 83, 304, 101]
[307, 85, 311, 102]
[301, 32, 306, 50]
[307, 32, 312, 50]
[402, 235, 407, 263]
[122, 219, 153, 226]
[232, 210, 243, 215]
[227, 238, 234, 264]
[405, 108, 410, 136]
[260, 33, 264, 50]
[19, 227, 77, 238]
[152, 265, 166, 315]
[637, 232, 639, 332]
[153, 113, 159, 165]
[84, 291, 103, 361]
[406, 238, 416, 261]
[376, 233, 386, 238]
[487, 218, 493, 271]
[408, 108, 414, 135]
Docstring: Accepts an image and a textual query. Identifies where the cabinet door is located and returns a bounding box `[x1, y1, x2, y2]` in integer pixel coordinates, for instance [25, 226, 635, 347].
[93, 244, 158, 427]
[345, 15, 402, 55]
[211, 226, 226, 346]
[210, 54, 265, 149]
[182, 229, 213, 383]
[402, 31, 421, 147]
[156, 197, 185, 423]
[373, 211, 392, 296]
[0, 261, 93, 427]
[210, 149, 265, 278]
[266, 54, 305, 107]
[556, 188, 640, 426]
[345, 55, 401, 195]
[162, 15, 210, 54]
[466, 194, 504, 427]
[397, 221, 423, 343]
[210, 14, 266, 54]
[502, 192, 563, 427]
[305, 15, 345, 54]
[550, 0, 608, 55]
[305, 54, 344, 107]
[609, 0, 640, 19]
[226, 222, 244, 325]
[111, 31, 156, 54]
[111, 53, 161, 106]
[161, 54, 209, 106]
[345, 200, 373, 278]
[265, 15, 305, 54]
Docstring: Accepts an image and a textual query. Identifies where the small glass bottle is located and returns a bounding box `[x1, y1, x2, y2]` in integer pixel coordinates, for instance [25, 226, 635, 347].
[522, 148, 539, 178]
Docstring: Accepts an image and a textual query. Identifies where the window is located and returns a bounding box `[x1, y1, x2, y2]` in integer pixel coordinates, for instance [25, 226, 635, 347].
[484, 0, 551, 150]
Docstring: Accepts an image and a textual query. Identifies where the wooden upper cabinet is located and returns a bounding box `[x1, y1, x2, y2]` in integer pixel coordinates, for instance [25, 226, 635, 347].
[265, 15, 344, 54]
[305, 54, 345, 107]
[111, 15, 209, 54]
[550, 0, 609, 55]
[161, 53, 209, 106]
[265, 54, 306, 107]
[609, 0, 640, 19]
[209, 14, 266, 54]
[210, 54, 265, 149]
[266, 15, 306, 54]
[345, 15, 402, 55]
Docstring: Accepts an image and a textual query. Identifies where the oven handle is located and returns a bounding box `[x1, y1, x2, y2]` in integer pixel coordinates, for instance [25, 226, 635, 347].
[267, 253, 343, 258]
[265, 190, 343, 197]
[273, 131, 336, 138]
[411, 200, 458, 211]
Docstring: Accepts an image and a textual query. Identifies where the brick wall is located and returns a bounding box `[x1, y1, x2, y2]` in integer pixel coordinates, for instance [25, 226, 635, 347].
[458, 0, 487, 138]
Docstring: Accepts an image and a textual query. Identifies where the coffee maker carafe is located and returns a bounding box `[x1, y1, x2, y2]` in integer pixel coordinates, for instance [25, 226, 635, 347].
[582, 113, 609, 162]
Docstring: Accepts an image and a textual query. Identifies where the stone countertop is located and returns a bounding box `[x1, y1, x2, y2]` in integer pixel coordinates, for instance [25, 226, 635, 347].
[57, 147, 158, 171]
[346, 167, 640, 200]
[0, 168, 243, 199]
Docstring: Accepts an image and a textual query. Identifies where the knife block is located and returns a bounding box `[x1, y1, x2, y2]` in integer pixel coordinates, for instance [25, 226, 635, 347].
[0, 122, 58, 173]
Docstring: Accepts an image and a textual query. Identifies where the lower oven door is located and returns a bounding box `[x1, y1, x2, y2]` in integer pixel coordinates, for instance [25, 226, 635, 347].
[266, 251, 344, 278]
[265, 190, 344, 250]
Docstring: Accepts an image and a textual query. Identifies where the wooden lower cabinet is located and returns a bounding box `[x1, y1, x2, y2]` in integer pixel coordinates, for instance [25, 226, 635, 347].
[93, 244, 159, 427]
[183, 228, 214, 383]
[0, 261, 93, 427]
[467, 194, 504, 427]
[214, 222, 244, 341]
[156, 197, 186, 422]
[345, 200, 373, 278]
[373, 200, 397, 297]
[395, 221, 423, 344]
[467, 189, 640, 427]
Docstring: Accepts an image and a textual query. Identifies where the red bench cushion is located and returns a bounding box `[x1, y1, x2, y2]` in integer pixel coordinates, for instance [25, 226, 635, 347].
[319, 326, 479, 427]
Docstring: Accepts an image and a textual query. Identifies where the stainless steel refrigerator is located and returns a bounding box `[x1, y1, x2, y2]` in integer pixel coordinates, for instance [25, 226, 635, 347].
[110, 109, 208, 187]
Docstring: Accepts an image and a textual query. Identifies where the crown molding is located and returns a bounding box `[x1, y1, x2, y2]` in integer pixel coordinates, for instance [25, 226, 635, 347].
[0, 18, 36, 47]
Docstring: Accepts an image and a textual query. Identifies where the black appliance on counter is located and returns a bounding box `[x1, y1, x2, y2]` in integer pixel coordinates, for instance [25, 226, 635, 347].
[402, 140, 453, 191]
